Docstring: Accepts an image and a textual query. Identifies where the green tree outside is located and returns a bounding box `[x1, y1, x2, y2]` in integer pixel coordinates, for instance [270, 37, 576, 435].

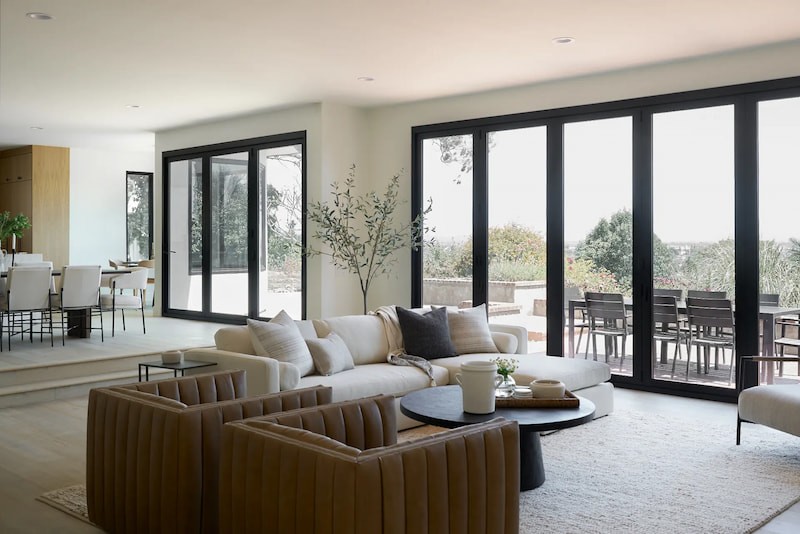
[575, 209, 675, 292]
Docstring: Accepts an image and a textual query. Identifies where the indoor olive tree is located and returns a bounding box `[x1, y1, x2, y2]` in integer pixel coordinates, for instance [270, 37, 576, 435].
[306, 165, 432, 314]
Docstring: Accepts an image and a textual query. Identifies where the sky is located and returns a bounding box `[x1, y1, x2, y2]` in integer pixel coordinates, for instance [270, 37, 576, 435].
[423, 96, 800, 246]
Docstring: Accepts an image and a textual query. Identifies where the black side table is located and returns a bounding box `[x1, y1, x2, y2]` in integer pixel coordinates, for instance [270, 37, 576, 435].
[138, 360, 217, 381]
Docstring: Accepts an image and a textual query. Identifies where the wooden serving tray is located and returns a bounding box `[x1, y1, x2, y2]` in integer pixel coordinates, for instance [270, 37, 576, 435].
[495, 390, 580, 409]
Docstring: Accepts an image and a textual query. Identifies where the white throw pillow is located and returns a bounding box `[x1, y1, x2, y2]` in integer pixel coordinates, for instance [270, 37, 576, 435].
[247, 311, 315, 377]
[306, 333, 355, 376]
[446, 303, 499, 354]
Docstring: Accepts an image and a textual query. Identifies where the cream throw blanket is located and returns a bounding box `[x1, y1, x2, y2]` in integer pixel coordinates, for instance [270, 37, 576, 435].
[372, 305, 437, 386]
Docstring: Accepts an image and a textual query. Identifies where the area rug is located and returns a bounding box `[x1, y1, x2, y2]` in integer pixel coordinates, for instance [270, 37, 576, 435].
[400, 411, 800, 533]
[524, 411, 800, 533]
[39, 412, 800, 533]
[36, 484, 92, 526]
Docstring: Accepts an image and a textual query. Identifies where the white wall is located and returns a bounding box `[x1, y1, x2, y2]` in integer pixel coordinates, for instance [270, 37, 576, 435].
[317, 102, 369, 316]
[366, 40, 800, 307]
[69, 147, 154, 265]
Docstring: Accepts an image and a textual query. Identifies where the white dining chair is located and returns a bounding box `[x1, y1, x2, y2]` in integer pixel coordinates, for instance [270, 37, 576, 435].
[99, 268, 148, 336]
[11, 253, 44, 265]
[137, 259, 155, 306]
[100, 258, 127, 293]
[1, 265, 54, 351]
[10, 261, 57, 293]
[52, 265, 104, 344]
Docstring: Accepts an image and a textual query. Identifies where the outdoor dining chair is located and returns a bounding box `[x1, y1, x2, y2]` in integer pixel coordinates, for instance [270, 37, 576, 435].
[687, 290, 727, 299]
[584, 292, 631, 370]
[652, 295, 690, 378]
[687, 290, 730, 366]
[686, 297, 736, 384]
[654, 288, 683, 300]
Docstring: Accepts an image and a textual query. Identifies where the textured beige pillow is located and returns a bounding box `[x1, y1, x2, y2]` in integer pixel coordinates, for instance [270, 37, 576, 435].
[447, 304, 499, 354]
[247, 311, 315, 377]
[306, 333, 355, 376]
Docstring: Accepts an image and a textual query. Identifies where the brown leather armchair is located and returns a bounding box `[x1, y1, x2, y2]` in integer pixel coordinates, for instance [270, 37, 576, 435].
[219, 395, 520, 534]
[86, 370, 332, 534]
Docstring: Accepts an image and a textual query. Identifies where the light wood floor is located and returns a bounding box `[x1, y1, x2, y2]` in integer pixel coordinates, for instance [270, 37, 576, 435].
[0, 311, 221, 370]
[0, 389, 797, 532]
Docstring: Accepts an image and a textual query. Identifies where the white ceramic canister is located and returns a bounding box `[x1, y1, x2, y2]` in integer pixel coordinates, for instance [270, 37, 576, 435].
[455, 360, 503, 414]
[161, 350, 184, 364]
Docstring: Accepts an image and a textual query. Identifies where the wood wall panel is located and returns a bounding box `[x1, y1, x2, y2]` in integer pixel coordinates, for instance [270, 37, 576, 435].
[0, 145, 69, 266]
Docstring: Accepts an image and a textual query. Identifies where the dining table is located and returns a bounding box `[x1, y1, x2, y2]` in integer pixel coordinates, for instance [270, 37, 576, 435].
[567, 298, 800, 384]
[0, 268, 131, 338]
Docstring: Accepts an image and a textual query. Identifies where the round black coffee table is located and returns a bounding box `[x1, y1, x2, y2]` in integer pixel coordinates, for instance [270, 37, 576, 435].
[400, 385, 596, 491]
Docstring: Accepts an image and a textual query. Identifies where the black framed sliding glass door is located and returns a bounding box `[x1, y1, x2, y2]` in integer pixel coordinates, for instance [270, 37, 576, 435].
[412, 77, 800, 402]
[163, 133, 306, 322]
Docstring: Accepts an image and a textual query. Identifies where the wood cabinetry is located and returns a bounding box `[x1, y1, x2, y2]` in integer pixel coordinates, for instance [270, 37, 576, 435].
[0, 145, 69, 267]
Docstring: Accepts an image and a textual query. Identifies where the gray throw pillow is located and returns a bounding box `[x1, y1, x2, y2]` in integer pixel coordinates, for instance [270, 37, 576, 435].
[306, 333, 355, 376]
[445, 303, 499, 354]
[247, 311, 315, 377]
[396, 306, 458, 359]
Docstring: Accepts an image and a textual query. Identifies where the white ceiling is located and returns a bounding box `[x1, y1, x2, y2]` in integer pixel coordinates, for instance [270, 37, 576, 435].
[3, 0, 800, 151]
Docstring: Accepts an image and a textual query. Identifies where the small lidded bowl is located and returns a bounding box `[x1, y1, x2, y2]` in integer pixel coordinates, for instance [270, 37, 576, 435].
[161, 350, 183, 364]
[530, 379, 566, 399]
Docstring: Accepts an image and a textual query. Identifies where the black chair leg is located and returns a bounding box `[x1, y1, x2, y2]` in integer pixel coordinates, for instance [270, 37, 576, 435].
[736, 416, 742, 445]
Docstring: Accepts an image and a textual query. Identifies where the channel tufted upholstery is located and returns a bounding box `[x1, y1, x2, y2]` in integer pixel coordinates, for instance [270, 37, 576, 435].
[219, 395, 520, 534]
[86, 370, 332, 534]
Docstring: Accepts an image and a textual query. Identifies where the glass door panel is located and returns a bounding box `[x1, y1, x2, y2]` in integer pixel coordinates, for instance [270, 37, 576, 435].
[487, 127, 547, 351]
[210, 152, 249, 315]
[759, 96, 800, 385]
[564, 117, 633, 376]
[258, 145, 303, 318]
[652, 105, 735, 387]
[168, 158, 202, 312]
[421, 135, 474, 307]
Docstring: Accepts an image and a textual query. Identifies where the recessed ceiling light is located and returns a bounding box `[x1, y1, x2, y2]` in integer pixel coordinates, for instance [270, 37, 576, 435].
[126, 104, 141, 109]
[357, 76, 375, 82]
[30, 126, 44, 130]
[552, 36, 575, 45]
[26, 12, 53, 20]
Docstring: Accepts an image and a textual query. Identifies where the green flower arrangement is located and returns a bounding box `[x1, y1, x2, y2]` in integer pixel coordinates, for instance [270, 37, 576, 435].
[491, 357, 519, 379]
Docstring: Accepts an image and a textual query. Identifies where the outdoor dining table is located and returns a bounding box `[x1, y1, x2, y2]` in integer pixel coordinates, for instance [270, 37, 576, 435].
[567, 298, 800, 384]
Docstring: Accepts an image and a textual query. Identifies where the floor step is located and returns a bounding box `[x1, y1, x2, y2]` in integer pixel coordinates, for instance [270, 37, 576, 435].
[0, 367, 173, 409]
[0, 351, 180, 389]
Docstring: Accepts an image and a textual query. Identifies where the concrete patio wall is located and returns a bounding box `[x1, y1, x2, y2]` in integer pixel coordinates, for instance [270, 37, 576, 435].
[423, 278, 546, 316]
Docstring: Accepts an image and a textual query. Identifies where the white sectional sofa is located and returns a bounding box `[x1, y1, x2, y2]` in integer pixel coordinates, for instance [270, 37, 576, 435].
[186, 311, 614, 429]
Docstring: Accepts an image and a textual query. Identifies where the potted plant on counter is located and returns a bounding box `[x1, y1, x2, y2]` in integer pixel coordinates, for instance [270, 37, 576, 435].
[0, 211, 32, 269]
